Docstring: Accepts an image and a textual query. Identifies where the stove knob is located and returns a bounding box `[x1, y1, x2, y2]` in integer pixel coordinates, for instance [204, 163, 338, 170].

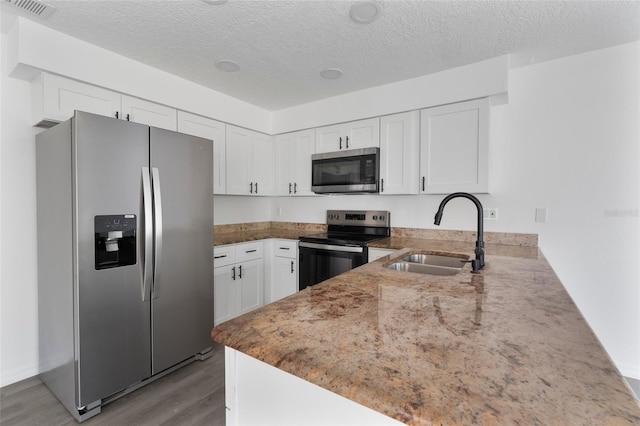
[373, 215, 378, 220]
[380, 215, 385, 221]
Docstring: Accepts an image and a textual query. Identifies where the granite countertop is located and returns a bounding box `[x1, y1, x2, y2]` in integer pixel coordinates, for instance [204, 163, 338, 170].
[212, 234, 640, 424]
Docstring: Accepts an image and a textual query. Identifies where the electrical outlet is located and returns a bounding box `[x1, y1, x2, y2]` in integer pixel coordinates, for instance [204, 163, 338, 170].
[483, 208, 498, 221]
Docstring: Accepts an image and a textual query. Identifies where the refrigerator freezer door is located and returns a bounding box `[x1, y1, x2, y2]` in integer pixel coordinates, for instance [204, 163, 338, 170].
[150, 128, 214, 374]
[74, 112, 152, 407]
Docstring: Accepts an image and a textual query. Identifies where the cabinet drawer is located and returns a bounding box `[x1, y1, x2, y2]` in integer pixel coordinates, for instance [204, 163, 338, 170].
[274, 239, 297, 259]
[235, 241, 263, 263]
[214, 245, 236, 267]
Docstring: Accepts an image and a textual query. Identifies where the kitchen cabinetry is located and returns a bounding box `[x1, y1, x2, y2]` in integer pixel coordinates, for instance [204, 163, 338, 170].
[379, 111, 420, 195]
[315, 118, 380, 153]
[274, 129, 315, 196]
[214, 242, 264, 326]
[121, 95, 177, 131]
[419, 98, 489, 194]
[226, 125, 274, 195]
[177, 111, 226, 194]
[31, 72, 177, 130]
[368, 248, 397, 262]
[269, 239, 298, 303]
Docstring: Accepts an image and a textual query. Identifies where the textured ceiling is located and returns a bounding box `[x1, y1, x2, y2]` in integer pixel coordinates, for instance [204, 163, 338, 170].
[9, 0, 640, 111]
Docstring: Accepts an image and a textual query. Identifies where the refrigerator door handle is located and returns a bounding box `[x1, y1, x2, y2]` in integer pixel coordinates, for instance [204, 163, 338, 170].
[141, 167, 153, 301]
[151, 167, 163, 299]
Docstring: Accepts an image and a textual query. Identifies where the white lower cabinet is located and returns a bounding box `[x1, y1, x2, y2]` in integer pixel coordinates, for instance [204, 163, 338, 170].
[268, 239, 298, 303]
[214, 242, 264, 326]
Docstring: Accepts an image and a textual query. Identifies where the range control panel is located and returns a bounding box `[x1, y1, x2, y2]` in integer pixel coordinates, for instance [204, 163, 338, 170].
[326, 210, 390, 228]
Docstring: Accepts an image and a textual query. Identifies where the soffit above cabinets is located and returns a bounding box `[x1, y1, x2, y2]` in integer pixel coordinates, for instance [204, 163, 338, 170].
[3, 1, 639, 111]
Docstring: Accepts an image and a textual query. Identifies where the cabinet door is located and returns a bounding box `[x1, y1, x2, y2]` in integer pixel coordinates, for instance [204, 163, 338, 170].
[238, 259, 264, 315]
[315, 124, 343, 153]
[251, 133, 274, 196]
[35, 73, 120, 125]
[275, 133, 296, 195]
[275, 130, 315, 196]
[121, 95, 177, 131]
[420, 98, 489, 194]
[292, 129, 316, 196]
[214, 265, 236, 326]
[177, 111, 226, 194]
[344, 118, 380, 150]
[379, 111, 419, 195]
[226, 125, 253, 195]
[271, 256, 297, 303]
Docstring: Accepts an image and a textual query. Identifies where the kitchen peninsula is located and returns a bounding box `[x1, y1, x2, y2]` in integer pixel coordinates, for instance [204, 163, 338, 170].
[212, 233, 640, 425]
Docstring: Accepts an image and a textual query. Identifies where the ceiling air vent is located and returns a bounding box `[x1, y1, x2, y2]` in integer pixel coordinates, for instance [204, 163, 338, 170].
[3, 0, 56, 19]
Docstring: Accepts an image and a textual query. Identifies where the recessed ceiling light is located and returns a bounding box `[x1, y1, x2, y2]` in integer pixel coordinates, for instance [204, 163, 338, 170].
[215, 60, 240, 72]
[320, 68, 343, 79]
[349, 1, 382, 24]
[202, 0, 228, 5]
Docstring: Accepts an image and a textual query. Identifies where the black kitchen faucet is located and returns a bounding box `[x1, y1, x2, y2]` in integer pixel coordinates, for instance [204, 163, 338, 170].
[434, 192, 485, 273]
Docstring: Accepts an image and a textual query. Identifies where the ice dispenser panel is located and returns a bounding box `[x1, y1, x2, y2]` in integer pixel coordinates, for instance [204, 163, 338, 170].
[95, 214, 136, 270]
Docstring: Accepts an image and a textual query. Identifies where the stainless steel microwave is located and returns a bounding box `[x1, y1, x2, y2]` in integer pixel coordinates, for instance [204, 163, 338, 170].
[311, 147, 380, 194]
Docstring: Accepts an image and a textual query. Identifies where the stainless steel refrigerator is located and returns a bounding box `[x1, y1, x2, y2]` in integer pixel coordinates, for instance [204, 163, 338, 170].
[36, 111, 213, 422]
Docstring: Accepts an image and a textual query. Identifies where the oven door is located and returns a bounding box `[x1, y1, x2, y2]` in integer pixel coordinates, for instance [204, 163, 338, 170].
[298, 242, 367, 290]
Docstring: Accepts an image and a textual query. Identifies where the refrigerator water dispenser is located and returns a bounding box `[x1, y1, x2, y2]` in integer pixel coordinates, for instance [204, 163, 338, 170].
[94, 214, 136, 269]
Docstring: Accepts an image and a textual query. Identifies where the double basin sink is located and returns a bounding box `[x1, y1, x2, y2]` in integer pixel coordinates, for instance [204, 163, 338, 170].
[386, 253, 469, 276]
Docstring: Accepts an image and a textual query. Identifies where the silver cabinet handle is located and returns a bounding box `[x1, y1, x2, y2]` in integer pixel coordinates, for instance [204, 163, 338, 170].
[381, 178, 384, 192]
[141, 167, 152, 302]
[346, 136, 349, 149]
[238, 265, 242, 279]
[289, 183, 292, 194]
[422, 176, 425, 191]
[279, 247, 290, 250]
[250, 182, 253, 194]
[115, 111, 119, 119]
[291, 260, 294, 273]
[255, 182, 258, 194]
[245, 249, 257, 254]
[294, 182, 297, 194]
[339, 137, 342, 150]
[151, 167, 163, 299]
[214, 254, 227, 259]
[232, 266, 236, 280]
[126, 113, 130, 121]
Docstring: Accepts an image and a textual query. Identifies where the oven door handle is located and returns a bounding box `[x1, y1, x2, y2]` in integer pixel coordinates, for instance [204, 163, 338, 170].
[299, 241, 364, 253]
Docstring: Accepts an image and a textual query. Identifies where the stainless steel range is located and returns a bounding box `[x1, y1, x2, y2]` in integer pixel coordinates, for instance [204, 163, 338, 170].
[298, 210, 391, 290]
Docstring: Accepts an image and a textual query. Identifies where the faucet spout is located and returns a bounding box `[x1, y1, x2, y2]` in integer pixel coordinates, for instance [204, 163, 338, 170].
[434, 192, 485, 272]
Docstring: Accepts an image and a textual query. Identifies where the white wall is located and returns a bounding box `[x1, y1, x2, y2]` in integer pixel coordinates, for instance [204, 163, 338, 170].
[268, 42, 640, 379]
[0, 17, 42, 385]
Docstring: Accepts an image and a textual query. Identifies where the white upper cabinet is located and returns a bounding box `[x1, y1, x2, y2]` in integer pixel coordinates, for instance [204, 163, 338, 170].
[275, 129, 315, 196]
[419, 98, 489, 194]
[32, 72, 177, 131]
[121, 95, 177, 131]
[315, 117, 380, 153]
[32, 73, 121, 126]
[177, 111, 226, 194]
[226, 125, 274, 196]
[379, 111, 420, 195]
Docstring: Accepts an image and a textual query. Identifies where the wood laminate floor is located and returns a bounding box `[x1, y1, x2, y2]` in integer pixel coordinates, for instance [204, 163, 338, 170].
[0, 343, 226, 426]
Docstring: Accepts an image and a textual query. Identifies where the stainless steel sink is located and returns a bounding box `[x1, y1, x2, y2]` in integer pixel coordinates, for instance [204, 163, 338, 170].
[386, 253, 469, 276]
[400, 254, 468, 268]
[386, 262, 463, 276]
